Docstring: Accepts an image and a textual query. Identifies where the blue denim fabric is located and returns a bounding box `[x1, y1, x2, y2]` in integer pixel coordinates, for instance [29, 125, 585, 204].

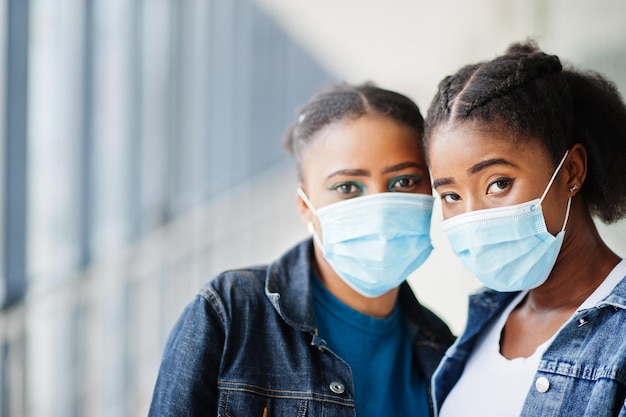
[432, 275, 626, 417]
[149, 239, 454, 416]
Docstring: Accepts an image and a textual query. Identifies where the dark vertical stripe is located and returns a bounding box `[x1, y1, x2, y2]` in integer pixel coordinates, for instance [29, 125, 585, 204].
[129, 0, 143, 240]
[3, 0, 29, 308]
[1, 342, 9, 417]
[164, 1, 181, 220]
[79, 0, 94, 269]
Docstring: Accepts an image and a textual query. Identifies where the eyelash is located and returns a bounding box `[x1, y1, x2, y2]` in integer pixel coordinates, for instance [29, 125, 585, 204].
[439, 177, 515, 204]
[330, 182, 364, 196]
[389, 174, 421, 191]
[487, 177, 515, 194]
[329, 174, 422, 197]
[440, 192, 460, 204]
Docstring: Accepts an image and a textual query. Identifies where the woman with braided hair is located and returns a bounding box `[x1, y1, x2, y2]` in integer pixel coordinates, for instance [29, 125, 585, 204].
[424, 40, 626, 417]
[149, 83, 454, 416]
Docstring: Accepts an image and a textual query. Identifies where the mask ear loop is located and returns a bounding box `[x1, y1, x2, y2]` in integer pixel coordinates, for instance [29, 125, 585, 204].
[297, 187, 317, 216]
[297, 187, 326, 251]
[538, 150, 570, 206]
[536, 150, 572, 233]
[560, 198, 572, 233]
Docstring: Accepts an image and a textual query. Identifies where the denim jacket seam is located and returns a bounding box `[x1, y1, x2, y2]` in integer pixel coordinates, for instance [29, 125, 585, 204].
[597, 300, 626, 310]
[199, 287, 226, 328]
[537, 360, 626, 383]
[217, 380, 355, 407]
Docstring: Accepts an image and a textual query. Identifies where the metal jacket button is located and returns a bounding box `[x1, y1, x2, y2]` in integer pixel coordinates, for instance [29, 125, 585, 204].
[535, 376, 550, 393]
[329, 381, 345, 394]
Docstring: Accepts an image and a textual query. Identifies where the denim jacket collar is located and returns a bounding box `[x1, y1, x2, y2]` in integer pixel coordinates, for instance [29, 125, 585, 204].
[265, 239, 318, 334]
[433, 272, 626, 417]
[264, 238, 454, 349]
[595, 273, 626, 310]
[459, 274, 626, 345]
[460, 288, 519, 343]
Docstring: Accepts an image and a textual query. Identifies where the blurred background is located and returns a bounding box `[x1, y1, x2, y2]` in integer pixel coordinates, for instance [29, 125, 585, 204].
[0, 0, 625, 415]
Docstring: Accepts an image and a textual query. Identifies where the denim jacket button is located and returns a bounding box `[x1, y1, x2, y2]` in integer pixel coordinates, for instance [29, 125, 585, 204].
[329, 381, 345, 394]
[535, 376, 550, 393]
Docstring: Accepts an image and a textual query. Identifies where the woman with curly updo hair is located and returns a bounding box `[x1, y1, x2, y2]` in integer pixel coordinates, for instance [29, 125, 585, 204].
[425, 40, 626, 417]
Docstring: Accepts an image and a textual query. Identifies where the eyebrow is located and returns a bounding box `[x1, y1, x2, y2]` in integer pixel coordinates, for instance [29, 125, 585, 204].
[326, 169, 370, 179]
[326, 162, 425, 179]
[383, 162, 425, 174]
[432, 158, 517, 189]
[432, 177, 454, 189]
[468, 158, 517, 175]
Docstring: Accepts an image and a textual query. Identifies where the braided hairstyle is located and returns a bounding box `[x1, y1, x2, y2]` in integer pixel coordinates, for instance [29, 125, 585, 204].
[283, 82, 425, 180]
[424, 40, 626, 224]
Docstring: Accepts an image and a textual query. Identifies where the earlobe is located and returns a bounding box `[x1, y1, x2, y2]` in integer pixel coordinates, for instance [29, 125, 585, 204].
[565, 143, 587, 195]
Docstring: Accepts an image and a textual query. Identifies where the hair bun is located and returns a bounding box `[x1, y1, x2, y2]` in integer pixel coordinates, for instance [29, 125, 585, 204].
[505, 40, 541, 55]
[515, 52, 562, 84]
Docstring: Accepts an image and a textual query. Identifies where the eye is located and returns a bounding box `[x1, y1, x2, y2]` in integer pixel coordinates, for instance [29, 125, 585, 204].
[389, 174, 422, 192]
[331, 182, 364, 196]
[486, 177, 514, 195]
[441, 192, 461, 204]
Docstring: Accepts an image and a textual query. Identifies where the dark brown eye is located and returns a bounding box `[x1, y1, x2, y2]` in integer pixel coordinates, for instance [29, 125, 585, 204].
[389, 174, 421, 191]
[487, 178, 513, 195]
[442, 193, 461, 203]
[332, 182, 364, 196]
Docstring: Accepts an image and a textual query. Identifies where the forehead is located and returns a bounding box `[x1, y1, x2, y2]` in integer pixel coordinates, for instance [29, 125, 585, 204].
[299, 114, 424, 178]
[429, 121, 510, 157]
[428, 120, 551, 173]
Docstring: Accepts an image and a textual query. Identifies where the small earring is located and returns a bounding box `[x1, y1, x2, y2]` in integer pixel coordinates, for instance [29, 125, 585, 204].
[307, 222, 315, 234]
[569, 184, 578, 193]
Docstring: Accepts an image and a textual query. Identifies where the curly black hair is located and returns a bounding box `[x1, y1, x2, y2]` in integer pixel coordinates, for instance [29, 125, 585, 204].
[424, 40, 626, 223]
[282, 82, 424, 180]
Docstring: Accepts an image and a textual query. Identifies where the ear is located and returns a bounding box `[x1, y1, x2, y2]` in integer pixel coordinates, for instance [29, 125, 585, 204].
[564, 143, 587, 196]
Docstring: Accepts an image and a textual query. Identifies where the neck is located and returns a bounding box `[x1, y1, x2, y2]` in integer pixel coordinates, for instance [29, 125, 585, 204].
[311, 246, 399, 318]
[524, 204, 620, 313]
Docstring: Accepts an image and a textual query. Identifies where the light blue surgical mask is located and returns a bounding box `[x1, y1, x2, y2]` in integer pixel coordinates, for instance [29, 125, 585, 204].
[298, 188, 434, 297]
[441, 151, 572, 292]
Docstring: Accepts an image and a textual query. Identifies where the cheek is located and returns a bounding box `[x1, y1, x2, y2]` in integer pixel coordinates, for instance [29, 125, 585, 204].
[417, 182, 433, 195]
[440, 204, 456, 220]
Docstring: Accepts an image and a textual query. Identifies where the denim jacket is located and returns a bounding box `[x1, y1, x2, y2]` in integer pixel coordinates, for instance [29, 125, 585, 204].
[149, 239, 454, 417]
[433, 275, 626, 417]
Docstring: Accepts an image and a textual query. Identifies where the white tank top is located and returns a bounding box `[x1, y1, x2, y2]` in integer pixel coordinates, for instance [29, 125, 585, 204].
[439, 260, 626, 417]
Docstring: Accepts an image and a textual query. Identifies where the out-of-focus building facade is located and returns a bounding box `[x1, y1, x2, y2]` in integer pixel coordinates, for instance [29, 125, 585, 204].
[0, 1, 625, 416]
[0, 1, 332, 415]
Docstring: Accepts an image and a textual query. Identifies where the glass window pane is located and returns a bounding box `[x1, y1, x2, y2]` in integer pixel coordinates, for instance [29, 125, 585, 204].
[90, 0, 133, 257]
[27, 0, 85, 288]
[138, 0, 171, 232]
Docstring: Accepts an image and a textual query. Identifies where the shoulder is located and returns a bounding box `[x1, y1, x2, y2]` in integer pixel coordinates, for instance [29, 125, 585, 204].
[197, 265, 271, 318]
[202, 265, 268, 298]
[202, 239, 312, 300]
[604, 272, 626, 308]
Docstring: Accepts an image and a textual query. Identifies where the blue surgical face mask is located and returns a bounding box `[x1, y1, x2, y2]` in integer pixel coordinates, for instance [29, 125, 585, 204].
[298, 188, 434, 298]
[441, 151, 572, 292]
